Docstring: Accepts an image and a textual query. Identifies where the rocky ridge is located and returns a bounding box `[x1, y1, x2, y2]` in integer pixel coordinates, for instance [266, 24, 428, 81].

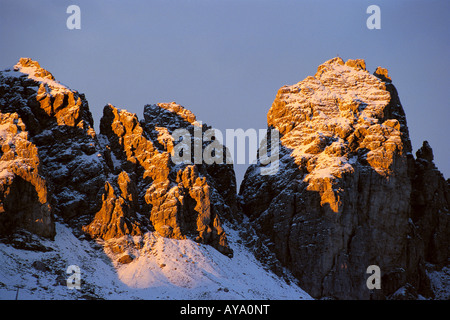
[0, 58, 236, 258]
[240, 57, 449, 299]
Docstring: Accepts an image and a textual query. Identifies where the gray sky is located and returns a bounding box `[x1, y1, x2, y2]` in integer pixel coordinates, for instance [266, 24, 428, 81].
[1, 0, 449, 185]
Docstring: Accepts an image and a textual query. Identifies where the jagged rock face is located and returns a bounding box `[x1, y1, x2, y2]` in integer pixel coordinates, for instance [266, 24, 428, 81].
[411, 141, 450, 266]
[2, 57, 446, 298]
[82, 172, 142, 241]
[99, 103, 236, 256]
[0, 58, 236, 257]
[265, 58, 412, 213]
[0, 112, 54, 238]
[240, 57, 447, 299]
[143, 103, 238, 220]
[0, 58, 106, 221]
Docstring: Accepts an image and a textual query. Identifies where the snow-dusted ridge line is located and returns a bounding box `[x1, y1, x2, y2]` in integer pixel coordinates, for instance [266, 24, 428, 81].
[9, 58, 72, 96]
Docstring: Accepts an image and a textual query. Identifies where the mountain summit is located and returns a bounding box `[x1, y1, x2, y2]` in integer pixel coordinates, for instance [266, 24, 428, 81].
[0, 57, 238, 256]
[0, 57, 448, 300]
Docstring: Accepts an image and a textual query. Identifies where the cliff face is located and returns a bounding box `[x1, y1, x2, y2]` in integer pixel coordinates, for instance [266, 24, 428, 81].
[0, 112, 54, 238]
[0, 58, 106, 225]
[239, 57, 449, 299]
[0, 58, 237, 256]
[0, 57, 447, 299]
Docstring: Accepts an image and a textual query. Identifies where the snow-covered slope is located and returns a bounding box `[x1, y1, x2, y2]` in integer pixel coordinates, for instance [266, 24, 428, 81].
[0, 221, 311, 300]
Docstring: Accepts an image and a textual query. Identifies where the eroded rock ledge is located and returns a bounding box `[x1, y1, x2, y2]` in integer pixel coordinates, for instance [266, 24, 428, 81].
[0, 58, 236, 256]
[239, 57, 449, 299]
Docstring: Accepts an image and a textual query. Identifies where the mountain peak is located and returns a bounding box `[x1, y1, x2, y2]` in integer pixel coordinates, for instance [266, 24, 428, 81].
[142, 102, 202, 136]
[240, 57, 449, 299]
[0, 56, 448, 301]
[11, 57, 70, 95]
[14, 57, 54, 80]
[158, 102, 196, 121]
[314, 57, 367, 77]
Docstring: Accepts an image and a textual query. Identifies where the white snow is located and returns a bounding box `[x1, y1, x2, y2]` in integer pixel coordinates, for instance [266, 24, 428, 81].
[427, 265, 450, 300]
[0, 222, 312, 300]
[13, 64, 71, 96]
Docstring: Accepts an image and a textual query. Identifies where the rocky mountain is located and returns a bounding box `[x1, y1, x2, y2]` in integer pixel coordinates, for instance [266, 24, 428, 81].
[239, 57, 449, 299]
[0, 58, 311, 300]
[0, 58, 236, 258]
[0, 57, 448, 300]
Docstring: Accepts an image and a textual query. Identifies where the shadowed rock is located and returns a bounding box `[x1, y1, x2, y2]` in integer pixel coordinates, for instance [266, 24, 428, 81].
[0, 112, 54, 238]
[99, 103, 235, 256]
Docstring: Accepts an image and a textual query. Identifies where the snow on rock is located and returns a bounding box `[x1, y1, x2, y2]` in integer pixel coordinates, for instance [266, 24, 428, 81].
[0, 222, 311, 300]
[240, 57, 449, 299]
[426, 265, 450, 300]
[12, 58, 71, 95]
[266, 57, 407, 212]
[1, 58, 238, 256]
[0, 58, 258, 300]
[0, 112, 54, 238]
[0, 58, 105, 221]
[1, 56, 447, 301]
[99, 103, 236, 256]
[155, 102, 201, 127]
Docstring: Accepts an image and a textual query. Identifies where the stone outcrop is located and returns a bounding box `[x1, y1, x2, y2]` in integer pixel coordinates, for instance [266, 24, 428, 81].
[0, 58, 106, 222]
[82, 172, 142, 241]
[411, 141, 450, 266]
[99, 103, 236, 256]
[239, 57, 449, 299]
[0, 58, 237, 256]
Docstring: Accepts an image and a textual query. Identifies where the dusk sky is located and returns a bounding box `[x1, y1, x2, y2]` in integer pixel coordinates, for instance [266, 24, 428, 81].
[1, 0, 449, 183]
